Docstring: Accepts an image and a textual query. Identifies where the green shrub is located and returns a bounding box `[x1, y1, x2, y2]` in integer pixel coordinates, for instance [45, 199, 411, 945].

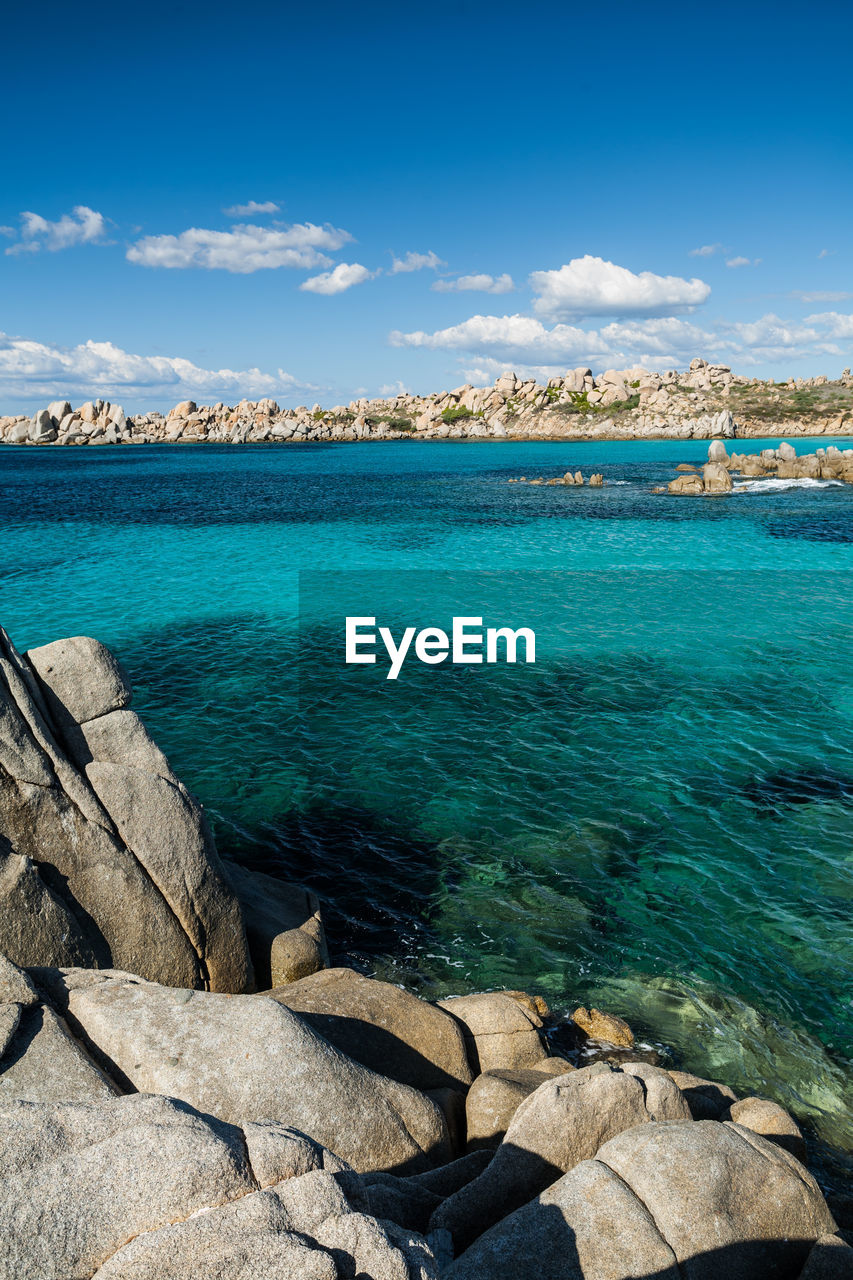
[441, 405, 475, 423]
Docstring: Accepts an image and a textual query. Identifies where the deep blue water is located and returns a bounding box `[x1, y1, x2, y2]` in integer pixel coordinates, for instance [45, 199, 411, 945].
[1, 438, 851, 1186]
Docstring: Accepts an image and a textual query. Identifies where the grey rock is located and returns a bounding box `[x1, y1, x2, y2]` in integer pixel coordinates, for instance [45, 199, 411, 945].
[0, 628, 253, 992]
[725, 1095, 807, 1162]
[85, 762, 251, 994]
[226, 859, 329, 989]
[0, 951, 39, 1005]
[0, 1002, 118, 1102]
[26, 635, 132, 728]
[465, 1063, 576, 1151]
[0, 847, 99, 969]
[702, 460, 733, 492]
[797, 1235, 853, 1279]
[93, 1193, 339, 1280]
[47, 400, 72, 424]
[61, 708, 179, 780]
[0, 1093, 257, 1280]
[1, 1094, 425, 1280]
[272, 967, 472, 1092]
[363, 1171, 443, 1233]
[665, 1068, 738, 1119]
[39, 967, 451, 1173]
[446, 1156, 680, 1280]
[596, 1119, 836, 1278]
[436, 992, 547, 1073]
[407, 1149, 493, 1198]
[432, 1061, 690, 1252]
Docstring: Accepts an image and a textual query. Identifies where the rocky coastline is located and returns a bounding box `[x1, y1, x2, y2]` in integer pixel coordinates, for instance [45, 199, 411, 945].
[1, 627, 851, 1278]
[4, 359, 853, 448]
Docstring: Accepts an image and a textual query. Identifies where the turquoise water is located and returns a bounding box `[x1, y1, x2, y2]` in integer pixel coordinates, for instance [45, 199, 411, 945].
[1, 438, 851, 1187]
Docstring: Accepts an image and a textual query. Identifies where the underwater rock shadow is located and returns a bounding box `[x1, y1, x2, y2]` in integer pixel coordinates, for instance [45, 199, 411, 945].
[221, 805, 449, 961]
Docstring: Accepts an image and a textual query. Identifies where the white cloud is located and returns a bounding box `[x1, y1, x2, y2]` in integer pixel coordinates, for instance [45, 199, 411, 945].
[529, 256, 711, 318]
[389, 250, 445, 274]
[0, 331, 311, 401]
[792, 290, 852, 304]
[379, 379, 411, 395]
[689, 243, 725, 257]
[433, 273, 515, 294]
[299, 262, 376, 295]
[0, 226, 15, 238]
[726, 256, 762, 268]
[126, 222, 351, 272]
[804, 311, 853, 339]
[391, 309, 845, 371]
[223, 200, 280, 217]
[5, 205, 108, 255]
[818, 248, 834, 259]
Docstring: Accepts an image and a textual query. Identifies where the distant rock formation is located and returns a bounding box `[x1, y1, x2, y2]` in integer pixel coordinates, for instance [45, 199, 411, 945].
[665, 441, 853, 494]
[4, 358, 853, 446]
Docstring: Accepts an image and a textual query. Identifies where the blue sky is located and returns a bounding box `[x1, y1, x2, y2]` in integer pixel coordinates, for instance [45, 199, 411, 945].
[2, 0, 852, 413]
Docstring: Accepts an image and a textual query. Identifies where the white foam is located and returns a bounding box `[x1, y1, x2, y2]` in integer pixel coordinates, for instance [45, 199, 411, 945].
[733, 477, 844, 493]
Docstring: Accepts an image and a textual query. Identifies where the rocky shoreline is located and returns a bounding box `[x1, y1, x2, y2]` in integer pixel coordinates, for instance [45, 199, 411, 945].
[1, 628, 851, 1278]
[4, 358, 853, 448]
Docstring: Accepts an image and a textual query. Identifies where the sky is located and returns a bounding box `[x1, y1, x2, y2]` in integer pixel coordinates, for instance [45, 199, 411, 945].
[2, 0, 853, 414]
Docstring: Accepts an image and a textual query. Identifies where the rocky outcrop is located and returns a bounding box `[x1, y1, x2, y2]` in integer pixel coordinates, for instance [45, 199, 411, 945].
[0, 946, 845, 1279]
[270, 967, 473, 1092]
[464, 1062, 575, 1152]
[436, 992, 548, 1074]
[431, 1061, 691, 1253]
[5, 361, 853, 448]
[0, 1092, 437, 1280]
[33, 966, 452, 1174]
[220, 860, 329, 989]
[445, 1121, 837, 1279]
[666, 440, 853, 493]
[0, 628, 253, 991]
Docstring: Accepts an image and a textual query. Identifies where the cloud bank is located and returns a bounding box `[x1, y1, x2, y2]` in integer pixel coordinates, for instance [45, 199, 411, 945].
[126, 222, 352, 272]
[0, 331, 309, 401]
[391, 309, 846, 369]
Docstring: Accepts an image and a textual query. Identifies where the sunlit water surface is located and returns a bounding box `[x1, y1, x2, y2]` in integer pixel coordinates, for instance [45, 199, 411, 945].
[1, 438, 851, 1189]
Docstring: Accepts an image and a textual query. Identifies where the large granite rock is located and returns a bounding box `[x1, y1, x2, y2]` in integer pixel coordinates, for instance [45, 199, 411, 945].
[465, 1063, 576, 1151]
[436, 992, 548, 1073]
[0, 952, 118, 1103]
[35, 966, 451, 1173]
[0, 1093, 436, 1280]
[447, 1121, 836, 1279]
[432, 1060, 690, 1252]
[725, 1095, 807, 1162]
[0, 627, 252, 992]
[271, 967, 473, 1092]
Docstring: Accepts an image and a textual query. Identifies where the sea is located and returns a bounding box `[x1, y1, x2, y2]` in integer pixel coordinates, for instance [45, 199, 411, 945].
[1, 435, 851, 1189]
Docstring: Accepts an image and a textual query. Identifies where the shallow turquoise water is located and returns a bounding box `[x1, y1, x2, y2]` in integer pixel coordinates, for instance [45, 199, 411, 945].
[1, 438, 851, 1185]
